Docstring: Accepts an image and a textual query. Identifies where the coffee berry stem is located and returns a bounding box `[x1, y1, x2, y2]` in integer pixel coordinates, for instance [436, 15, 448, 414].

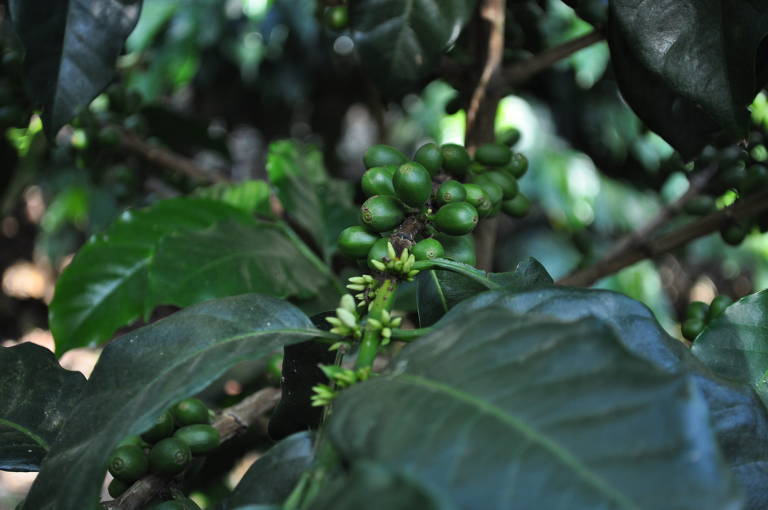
[355, 278, 398, 370]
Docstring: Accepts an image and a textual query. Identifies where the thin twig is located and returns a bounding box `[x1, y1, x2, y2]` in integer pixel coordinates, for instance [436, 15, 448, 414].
[117, 127, 228, 184]
[104, 387, 281, 510]
[465, 0, 506, 149]
[503, 30, 604, 86]
[557, 188, 768, 287]
[593, 164, 718, 264]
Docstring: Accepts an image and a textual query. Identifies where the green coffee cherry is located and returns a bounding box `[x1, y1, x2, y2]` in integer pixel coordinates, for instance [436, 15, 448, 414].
[360, 195, 405, 232]
[437, 180, 467, 205]
[393, 162, 432, 207]
[720, 221, 749, 246]
[682, 318, 706, 341]
[361, 166, 396, 197]
[338, 226, 379, 258]
[324, 5, 349, 30]
[475, 143, 512, 167]
[108, 478, 130, 498]
[412, 238, 445, 261]
[497, 127, 521, 147]
[149, 437, 192, 476]
[683, 196, 716, 215]
[440, 144, 471, 177]
[173, 425, 220, 455]
[171, 398, 210, 426]
[363, 144, 408, 169]
[707, 295, 733, 322]
[463, 183, 492, 216]
[472, 175, 504, 206]
[718, 160, 747, 189]
[501, 193, 530, 218]
[141, 410, 175, 443]
[505, 153, 529, 178]
[117, 435, 148, 449]
[741, 164, 768, 195]
[686, 301, 709, 321]
[414, 143, 444, 177]
[108, 445, 149, 482]
[367, 238, 390, 270]
[433, 202, 479, 236]
[482, 170, 518, 199]
[437, 234, 477, 266]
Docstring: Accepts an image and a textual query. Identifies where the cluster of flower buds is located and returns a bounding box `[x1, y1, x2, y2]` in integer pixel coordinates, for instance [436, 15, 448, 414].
[311, 366, 371, 407]
[366, 309, 403, 346]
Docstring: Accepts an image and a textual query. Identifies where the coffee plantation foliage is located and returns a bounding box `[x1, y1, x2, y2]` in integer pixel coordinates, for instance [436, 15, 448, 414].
[2, 0, 768, 509]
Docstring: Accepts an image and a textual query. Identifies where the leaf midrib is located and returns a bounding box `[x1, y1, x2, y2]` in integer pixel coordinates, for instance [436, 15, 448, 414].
[0, 418, 50, 451]
[397, 373, 641, 510]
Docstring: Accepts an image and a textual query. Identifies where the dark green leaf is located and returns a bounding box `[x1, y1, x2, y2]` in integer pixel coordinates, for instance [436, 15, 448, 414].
[147, 219, 341, 310]
[221, 432, 314, 509]
[416, 257, 552, 327]
[266, 141, 358, 262]
[349, 0, 476, 94]
[312, 462, 455, 510]
[8, 0, 141, 136]
[606, 22, 722, 159]
[693, 291, 768, 401]
[326, 307, 742, 509]
[608, 0, 768, 156]
[25, 294, 323, 510]
[452, 287, 768, 509]
[0, 343, 86, 471]
[49, 198, 249, 355]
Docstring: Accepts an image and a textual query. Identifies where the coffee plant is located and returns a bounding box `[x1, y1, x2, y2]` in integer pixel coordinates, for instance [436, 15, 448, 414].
[2, 0, 768, 509]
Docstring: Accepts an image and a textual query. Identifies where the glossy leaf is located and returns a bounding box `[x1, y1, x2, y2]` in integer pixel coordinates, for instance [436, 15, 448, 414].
[195, 180, 272, 217]
[25, 294, 324, 510]
[266, 141, 358, 261]
[416, 257, 552, 327]
[220, 432, 314, 509]
[349, 0, 476, 94]
[0, 343, 86, 471]
[452, 287, 768, 509]
[8, 0, 141, 136]
[608, 0, 768, 156]
[49, 198, 249, 355]
[147, 219, 340, 310]
[693, 291, 768, 401]
[326, 307, 742, 509]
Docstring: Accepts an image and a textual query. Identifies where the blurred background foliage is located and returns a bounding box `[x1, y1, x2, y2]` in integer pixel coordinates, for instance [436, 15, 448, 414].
[2, 0, 768, 363]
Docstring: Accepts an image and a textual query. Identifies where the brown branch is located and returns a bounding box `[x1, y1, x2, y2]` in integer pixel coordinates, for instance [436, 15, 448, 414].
[465, 0, 506, 151]
[104, 387, 281, 510]
[584, 164, 718, 270]
[117, 127, 228, 184]
[466, 0, 506, 272]
[503, 29, 604, 86]
[557, 188, 768, 287]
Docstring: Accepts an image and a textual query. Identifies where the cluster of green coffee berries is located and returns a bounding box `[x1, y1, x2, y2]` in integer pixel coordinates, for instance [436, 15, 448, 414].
[106, 398, 219, 506]
[684, 132, 768, 246]
[681, 295, 733, 341]
[337, 134, 530, 269]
